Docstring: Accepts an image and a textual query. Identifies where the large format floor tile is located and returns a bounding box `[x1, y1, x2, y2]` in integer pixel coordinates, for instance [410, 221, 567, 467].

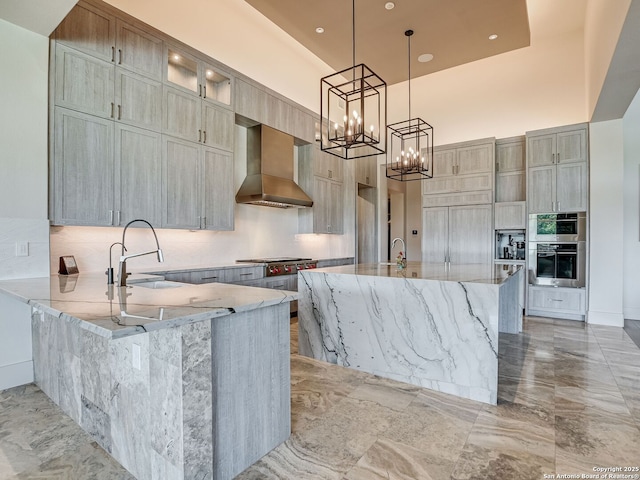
[2, 316, 640, 479]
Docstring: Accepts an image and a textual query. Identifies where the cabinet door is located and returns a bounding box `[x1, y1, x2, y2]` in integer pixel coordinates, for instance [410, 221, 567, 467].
[312, 177, 330, 234]
[54, 45, 114, 118]
[422, 176, 459, 195]
[53, 108, 114, 226]
[293, 108, 315, 144]
[234, 79, 266, 123]
[433, 149, 456, 177]
[200, 63, 232, 107]
[313, 146, 340, 180]
[527, 165, 556, 214]
[557, 129, 587, 164]
[115, 124, 161, 226]
[421, 207, 449, 263]
[163, 86, 200, 143]
[556, 161, 587, 212]
[528, 286, 585, 315]
[356, 156, 377, 187]
[115, 20, 163, 81]
[55, 2, 116, 62]
[496, 139, 525, 173]
[528, 134, 556, 167]
[203, 147, 234, 230]
[456, 143, 493, 175]
[202, 104, 234, 151]
[162, 136, 201, 229]
[457, 172, 493, 192]
[115, 69, 162, 131]
[496, 171, 526, 202]
[165, 46, 199, 96]
[448, 204, 492, 264]
[329, 181, 344, 234]
[494, 202, 526, 230]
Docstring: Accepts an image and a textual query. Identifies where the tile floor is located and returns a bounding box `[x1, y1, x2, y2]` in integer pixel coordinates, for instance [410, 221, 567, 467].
[1, 316, 639, 480]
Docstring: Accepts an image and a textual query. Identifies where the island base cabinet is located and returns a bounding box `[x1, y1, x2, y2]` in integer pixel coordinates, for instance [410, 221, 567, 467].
[31, 304, 290, 480]
[527, 285, 586, 320]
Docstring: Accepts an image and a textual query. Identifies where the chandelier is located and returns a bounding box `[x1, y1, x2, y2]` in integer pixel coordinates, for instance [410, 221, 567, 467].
[320, 0, 387, 160]
[386, 30, 434, 181]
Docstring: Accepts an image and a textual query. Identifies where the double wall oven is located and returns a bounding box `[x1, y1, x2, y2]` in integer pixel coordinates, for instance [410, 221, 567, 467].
[528, 213, 586, 287]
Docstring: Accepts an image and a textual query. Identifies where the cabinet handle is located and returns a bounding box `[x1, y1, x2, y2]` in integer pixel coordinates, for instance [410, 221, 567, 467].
[549, 298, 563, 302]
[366, 176, 370, 184]
[327, 224, 331, 233]
[116, 210, 121, 225]
[203, 130, 207, 144]
[118, 49, 122, 64]
[556, 201, 560, 211]
[328, 169, 332, 179]
[273, 284, 285, 288]
[496, 163, 499, 172]
[198, 130, 202, 142]
[552, 153, 555, 164]
[111, 46, 115, 62]
[202, 216, 206, 229]
[203, 85, 206, 99]
[109, 210, 114, 225]
[117, 104, 121, 120]
[199, 84, 202, 97]
[197, 216, 202, 228]
[201, 276, 218, 280]
[110, 103, 115, 118]
[240, 273, 253, 276]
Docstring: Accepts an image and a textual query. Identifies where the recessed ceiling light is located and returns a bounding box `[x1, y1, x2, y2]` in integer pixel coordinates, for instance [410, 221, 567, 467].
[206, 70, 213, 77]
[173, 54, 180, 61]
[418, 53, 434, 63]
[385, 2, 395, 10]
[489, 34, 498, 40]
[315, 27, 324, 34]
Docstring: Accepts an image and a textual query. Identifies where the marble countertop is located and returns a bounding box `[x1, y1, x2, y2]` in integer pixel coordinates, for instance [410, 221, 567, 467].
[308, 262, 522, 285]
[0, 273, 296, 339]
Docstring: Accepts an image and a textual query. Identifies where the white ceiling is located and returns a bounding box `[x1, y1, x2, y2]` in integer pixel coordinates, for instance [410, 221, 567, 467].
[0, 0, 77, 36]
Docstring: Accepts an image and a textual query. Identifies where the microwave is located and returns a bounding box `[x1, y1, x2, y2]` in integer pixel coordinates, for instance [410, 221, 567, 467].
[528, 212, 586, 242]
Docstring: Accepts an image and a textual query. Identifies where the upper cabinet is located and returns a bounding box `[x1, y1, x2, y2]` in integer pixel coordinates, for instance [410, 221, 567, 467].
[356, 156, 378, 188]
[527, 124, 588, 213]
[422, 138, 495, 207]
[495, 136, 525, 203]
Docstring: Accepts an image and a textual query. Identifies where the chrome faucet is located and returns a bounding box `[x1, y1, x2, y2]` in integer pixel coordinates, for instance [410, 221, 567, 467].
[106, 241, 126, 285]
[392, 237, 407, 264]
[117, 219, 164, 287]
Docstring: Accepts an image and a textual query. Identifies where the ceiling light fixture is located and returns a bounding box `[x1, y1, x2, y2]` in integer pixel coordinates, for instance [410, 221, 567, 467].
[385, 2, 395, 10]
[315, 27, 324, 34]
[320, 0, 387, 160]
[418, 53, 434, 63]
[386, 30, 434, 182]
[489, 34, 498, 40]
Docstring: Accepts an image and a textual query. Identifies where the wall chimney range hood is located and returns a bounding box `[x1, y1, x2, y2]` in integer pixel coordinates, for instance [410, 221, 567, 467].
[235, 124, 313, 208]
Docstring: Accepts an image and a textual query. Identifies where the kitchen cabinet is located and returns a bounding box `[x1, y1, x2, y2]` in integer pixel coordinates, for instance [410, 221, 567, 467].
[495, 136, 525, 203]
[527, 124, 588, 213]
[161, 136, 234, 230]
[421, 204, 493, 265]
[52, 108, 163, 226]
[494, 202, 526, 230]
[298, 145, 344, 235]
[356, 156, 378, 187]
[527, 285, 585, 320]
[313, 146, 343, 182]
[422, 138, 494, 206]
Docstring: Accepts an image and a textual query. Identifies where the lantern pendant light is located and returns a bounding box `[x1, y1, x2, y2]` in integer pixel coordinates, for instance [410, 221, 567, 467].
[386, 30, 434, 181]
[320, 0, 387, 160]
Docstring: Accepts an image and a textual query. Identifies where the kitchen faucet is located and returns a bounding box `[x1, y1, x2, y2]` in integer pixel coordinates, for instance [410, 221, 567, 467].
[117, 219, 164, 287]
[391, 237, 407, 265]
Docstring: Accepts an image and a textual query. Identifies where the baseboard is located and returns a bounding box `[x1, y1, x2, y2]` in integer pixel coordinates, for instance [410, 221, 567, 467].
[623, 307, 640, 321]
[0, 360, 34, 391]
[586, 310, 625, 327]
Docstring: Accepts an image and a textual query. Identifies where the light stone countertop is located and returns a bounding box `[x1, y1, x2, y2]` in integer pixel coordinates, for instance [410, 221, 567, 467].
[309, 262, 522, 285]
[0, 273, 296, 339]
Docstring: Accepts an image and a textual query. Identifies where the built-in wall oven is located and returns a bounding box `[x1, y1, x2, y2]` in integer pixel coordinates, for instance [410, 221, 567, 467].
[528, 212, 586, 288]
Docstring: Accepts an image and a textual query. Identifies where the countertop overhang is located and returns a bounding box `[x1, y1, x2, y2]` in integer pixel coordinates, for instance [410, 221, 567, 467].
[0, 273, 297, 339]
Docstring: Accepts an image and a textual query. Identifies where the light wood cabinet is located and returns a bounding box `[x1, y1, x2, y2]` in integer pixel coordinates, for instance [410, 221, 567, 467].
[298, 145, 344, 235]
[161, 136, 233, 230]
[527, 124, 588, 213]
[356, 156, 377, 187]
[55, 1, 116, 62]
[115, 69, 162, 131]
[313, 147, 343, 182]
[495, 136, 525, 203]
[52, 108, 115, 226]
[494, 202, 526, 230]
[421, 204, 493, 265]
[423, 139, 494, 206]
[115, 19, 163, 80]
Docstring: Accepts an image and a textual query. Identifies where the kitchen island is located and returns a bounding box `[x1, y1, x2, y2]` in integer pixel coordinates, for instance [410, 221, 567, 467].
[0, 274, 296, 480]
[298, 262, 523, 405]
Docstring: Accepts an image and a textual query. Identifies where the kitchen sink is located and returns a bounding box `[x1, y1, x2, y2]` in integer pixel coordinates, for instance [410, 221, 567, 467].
[134, 280, 186, 289]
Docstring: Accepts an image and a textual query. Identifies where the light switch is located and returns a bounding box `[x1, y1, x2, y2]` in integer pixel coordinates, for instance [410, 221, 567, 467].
[16, 242, 29, 257]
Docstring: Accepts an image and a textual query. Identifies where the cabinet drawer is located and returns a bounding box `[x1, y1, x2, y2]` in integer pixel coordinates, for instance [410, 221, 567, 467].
[528, 286, 585, 314]
[188, 269, 224, 284]
[223, 266, 263, 283]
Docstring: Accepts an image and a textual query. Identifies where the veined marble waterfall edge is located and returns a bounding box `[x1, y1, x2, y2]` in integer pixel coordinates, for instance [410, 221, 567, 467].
[298, 270, 501, 404]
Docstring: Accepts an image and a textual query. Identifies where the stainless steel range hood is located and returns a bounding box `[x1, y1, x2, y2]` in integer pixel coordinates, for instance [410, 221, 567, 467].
[236, 124, 313, 208]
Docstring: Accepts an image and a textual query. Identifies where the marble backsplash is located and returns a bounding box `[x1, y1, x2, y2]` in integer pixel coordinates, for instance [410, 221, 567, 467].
[0, 218, 50, 280]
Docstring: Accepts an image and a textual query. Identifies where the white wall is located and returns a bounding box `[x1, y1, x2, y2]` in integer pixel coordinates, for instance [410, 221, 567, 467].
[623, 88, 640, 320]
[588, 120, 625, 326]
[0, 19, 51, 389]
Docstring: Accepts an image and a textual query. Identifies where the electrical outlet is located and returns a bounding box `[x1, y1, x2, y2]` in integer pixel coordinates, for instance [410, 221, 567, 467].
[132, 343, 141, 370]
[15, 242, 29, 257]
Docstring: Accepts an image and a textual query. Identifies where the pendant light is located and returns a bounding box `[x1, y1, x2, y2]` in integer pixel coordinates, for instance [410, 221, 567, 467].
[386, 30, 434, 181]
[320, 0, 387, 160]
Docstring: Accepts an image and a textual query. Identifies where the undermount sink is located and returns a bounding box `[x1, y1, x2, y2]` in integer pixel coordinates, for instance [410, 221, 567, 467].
[134, 280, 186, 289]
